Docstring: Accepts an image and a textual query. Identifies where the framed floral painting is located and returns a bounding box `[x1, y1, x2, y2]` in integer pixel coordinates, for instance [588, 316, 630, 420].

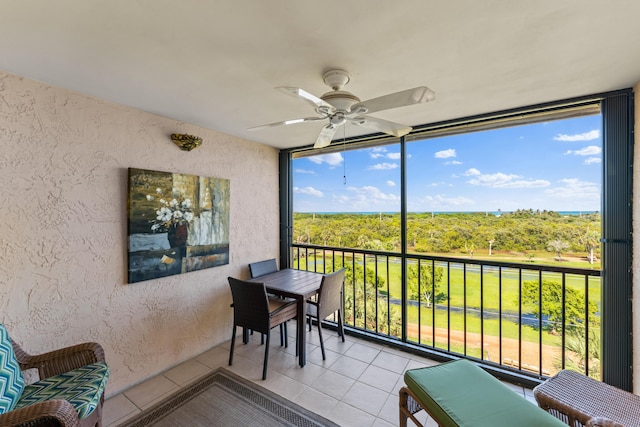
[127, 168, 230, 283]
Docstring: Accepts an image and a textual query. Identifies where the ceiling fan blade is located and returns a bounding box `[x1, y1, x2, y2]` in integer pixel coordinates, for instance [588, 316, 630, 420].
[277, 87, 335, 112]
[313, 124, 338, 148]
[248, 116, 325, 131]
[350, 86, 435, 115]
[349, 115, 412, 137]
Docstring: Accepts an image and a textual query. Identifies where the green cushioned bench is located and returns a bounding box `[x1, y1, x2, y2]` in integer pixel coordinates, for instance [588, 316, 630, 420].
[400, 359, 567, 427]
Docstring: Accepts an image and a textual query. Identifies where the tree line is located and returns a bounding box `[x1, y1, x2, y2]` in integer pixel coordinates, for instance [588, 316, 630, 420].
[293, 210, 601, 263]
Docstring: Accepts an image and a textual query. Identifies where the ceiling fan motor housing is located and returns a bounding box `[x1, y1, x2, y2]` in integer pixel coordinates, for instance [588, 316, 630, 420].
[320, 90, 361, 112]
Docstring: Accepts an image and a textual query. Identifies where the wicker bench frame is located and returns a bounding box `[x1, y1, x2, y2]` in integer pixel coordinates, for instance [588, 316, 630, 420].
[534, 370, 636, 427]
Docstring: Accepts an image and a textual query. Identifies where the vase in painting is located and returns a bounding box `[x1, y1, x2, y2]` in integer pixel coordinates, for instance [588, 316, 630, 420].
[167, 222, 188, 247]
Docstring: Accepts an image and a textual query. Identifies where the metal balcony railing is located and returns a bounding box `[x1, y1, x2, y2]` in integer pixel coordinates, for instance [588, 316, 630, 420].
[291, 243, 601, 382]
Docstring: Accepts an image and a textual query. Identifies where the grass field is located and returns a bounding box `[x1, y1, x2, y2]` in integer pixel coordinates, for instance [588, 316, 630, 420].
[297, 253, 600, 347]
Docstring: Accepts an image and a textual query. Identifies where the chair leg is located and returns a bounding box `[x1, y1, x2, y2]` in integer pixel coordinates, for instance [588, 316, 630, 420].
[262, 331, 271, 380]
[242, 327, 249, 344]
[317, 320, 326, 360]
[229, 325, 237, 366]
[308, 315, 312, 331]
[338, 310, 345, 342]
[261, 333, 265, 345]
[283, 322, 288, 348]
[280, 324, 285, 347]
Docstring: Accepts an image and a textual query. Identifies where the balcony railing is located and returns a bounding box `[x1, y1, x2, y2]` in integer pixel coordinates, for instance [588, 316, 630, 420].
[292, 243, 601, 382]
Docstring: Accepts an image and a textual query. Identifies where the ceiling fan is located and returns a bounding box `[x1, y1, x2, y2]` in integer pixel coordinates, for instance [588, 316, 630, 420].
[248, 69, 435, 148]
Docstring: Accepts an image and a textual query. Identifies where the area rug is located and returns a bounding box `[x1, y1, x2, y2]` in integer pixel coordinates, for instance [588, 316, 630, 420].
[118, 368, 339, 427]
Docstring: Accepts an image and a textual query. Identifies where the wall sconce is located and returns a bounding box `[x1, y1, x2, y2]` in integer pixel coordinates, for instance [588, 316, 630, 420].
[171, 134, 202, 151]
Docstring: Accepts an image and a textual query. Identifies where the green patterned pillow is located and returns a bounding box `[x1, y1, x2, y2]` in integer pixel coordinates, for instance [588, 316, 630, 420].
[0, 323, 25, 414]
[17, 362, 109, 419]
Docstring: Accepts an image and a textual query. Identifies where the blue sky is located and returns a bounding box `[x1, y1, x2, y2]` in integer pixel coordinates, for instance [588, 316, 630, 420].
[293, 114, 602, 213]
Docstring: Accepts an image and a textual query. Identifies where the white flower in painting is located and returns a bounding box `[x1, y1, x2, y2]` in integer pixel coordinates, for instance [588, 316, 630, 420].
[147, 189, 195, 232]
[156, 207, 173, 222]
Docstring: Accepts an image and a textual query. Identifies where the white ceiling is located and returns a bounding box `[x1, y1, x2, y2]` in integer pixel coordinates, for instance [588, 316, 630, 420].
[1, 1, 639, 150]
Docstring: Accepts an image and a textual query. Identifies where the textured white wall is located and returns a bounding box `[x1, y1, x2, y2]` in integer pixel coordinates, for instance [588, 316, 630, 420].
[0, 70, 280, 395]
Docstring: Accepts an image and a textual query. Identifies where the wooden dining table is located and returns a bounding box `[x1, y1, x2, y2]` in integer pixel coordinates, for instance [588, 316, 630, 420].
[247, 268, 324, 367]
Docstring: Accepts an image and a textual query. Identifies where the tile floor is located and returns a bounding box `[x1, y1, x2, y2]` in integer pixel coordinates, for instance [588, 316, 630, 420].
[103, 322, 537, 427]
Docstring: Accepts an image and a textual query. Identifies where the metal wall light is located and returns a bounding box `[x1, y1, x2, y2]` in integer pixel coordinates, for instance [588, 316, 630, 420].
[171, 133, 202, 151]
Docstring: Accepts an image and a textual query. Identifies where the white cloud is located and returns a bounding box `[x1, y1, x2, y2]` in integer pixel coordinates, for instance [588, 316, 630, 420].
[294, 168, 316, 174]
[332, 186, 400, 210]
[554, 130, 600, 141]
[466, 171, 550, 188]
[564, 145, 602, 156]
[435, 148, 456, 159]
[368, 162, 399, 170]
[308, 153, 343, 166]
[463, 168, 481, 176]
[386, 180, 396, 187]
[545, 178, 599, 200]
[387, 152, 401, 160]
[445, 160, 462, 165]
[584, 157, 602, 165]
[369, 147, 387, 159]
[293, 186, 324, 197]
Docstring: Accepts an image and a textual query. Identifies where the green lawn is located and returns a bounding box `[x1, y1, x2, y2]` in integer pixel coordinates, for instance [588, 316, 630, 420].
[296, 253, 599, 349]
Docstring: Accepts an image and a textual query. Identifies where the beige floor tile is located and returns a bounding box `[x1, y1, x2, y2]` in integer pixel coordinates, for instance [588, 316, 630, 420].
[345, 342, 381, 364]
[226, 353, 267, 381]
[293, 387, 339, 419]
[322, 334, 354, 354]
[372, 418, 396, 427]
[378, 392, 400, 424]
[261, 371, 308, 401]
[372, 350, 410, 374]
[102, 333, 538, 427]
[103, 394, 139, 427]
[311, 369, 356, 400]
[342, 381, 390, 416]
[163, 359, 211, 386]
[328, 401, 376, 427]
[327, 354, 369, 380]
[358, 364, 402, 393]
[123, 375, 179, 409]
[283, 361, 326, 386]
[195, 345, 230, 369]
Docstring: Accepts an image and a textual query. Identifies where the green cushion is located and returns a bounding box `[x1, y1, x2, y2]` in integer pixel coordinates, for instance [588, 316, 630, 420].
[16, 362, 109, 419]
[0, 324, 25, 414]
[404, 359, 566, 427]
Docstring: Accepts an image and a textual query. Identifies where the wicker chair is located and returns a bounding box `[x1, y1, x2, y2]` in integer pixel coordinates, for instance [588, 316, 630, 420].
[228, 277, 298, 380]
[534, 369, 637, 427]
[247, 259, 289, 347]
[249, 258, 278, 278]
[0, 324, 108, 427]
[306, 269, 345, 360]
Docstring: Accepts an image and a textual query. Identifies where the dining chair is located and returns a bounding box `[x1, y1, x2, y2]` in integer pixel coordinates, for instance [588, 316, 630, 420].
[306, 268, 346, 360]
[228, 277, 298, 380]
[249, 258, 278, 278]
[247, 258, 287, 347]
